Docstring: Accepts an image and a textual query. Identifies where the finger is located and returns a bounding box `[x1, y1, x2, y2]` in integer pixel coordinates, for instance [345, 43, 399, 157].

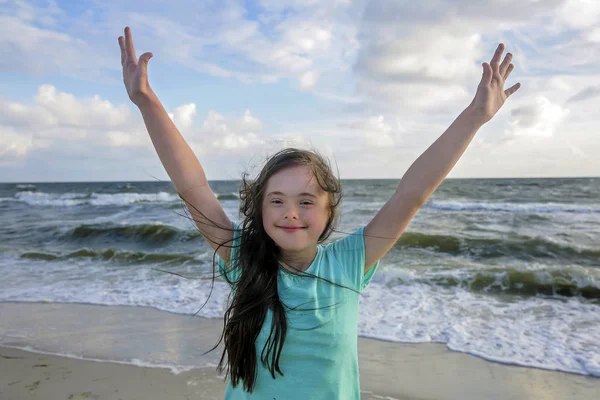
[499, 52, 512, 78]
[481, 62, 492, 86]
[490, 43, 504, 73]
[124, 26, 137, 64]
[503, 63, 514, 81]
[504, 82, 521, 98]
[118, 36, 126, 66]
[138, 52, 153, 69]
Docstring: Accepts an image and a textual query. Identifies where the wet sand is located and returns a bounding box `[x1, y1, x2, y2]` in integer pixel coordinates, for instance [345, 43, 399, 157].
[1, 302, 598, 400]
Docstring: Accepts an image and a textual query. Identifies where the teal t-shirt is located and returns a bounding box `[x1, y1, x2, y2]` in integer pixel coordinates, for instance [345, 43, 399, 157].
[217, 222, 380, 400]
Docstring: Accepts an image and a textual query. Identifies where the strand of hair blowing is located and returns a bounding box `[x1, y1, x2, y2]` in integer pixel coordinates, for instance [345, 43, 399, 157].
[217, 216, 288, 392]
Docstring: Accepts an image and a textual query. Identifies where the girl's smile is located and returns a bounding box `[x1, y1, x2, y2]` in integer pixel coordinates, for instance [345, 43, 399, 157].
[278, 226, 306, 232]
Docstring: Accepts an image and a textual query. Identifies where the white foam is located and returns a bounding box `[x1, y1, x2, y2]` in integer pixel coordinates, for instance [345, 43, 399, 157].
[0, 344, 208, 375]
[0, 257, 231, 319]
[358, 278, 600, 377]
[427, 200, 600, 214]
[13, 191, 181, 207]
[15, 184, 37, 190]
[1, 257, 598, 377]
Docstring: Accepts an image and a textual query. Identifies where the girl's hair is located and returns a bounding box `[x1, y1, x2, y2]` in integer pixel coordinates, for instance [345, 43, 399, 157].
[176, 147, 353, 392]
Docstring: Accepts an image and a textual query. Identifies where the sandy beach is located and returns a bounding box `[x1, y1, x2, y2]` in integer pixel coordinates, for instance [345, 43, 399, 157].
[1, 302, 598, 400]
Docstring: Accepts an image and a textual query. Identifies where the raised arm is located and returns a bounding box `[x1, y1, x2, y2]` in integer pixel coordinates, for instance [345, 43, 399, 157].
[118, 26, 233, 263]
[363, 43, 521, 272]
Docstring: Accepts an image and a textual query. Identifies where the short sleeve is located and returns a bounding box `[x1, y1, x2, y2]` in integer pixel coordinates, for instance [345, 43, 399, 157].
[217, 221, 242, 287]
[327, 226, 380, 292]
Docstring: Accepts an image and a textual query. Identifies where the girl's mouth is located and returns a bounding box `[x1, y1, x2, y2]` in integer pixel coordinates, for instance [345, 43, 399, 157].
[279, 227, 305, 232]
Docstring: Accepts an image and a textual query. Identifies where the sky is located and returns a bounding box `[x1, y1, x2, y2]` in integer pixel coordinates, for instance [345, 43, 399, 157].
[1, 0, 599, 182]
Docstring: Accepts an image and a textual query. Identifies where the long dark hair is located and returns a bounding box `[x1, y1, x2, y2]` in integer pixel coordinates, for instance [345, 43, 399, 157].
[176, 147, 351, 392]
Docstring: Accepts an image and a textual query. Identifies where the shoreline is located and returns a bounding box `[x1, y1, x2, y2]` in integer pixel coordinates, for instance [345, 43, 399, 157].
[1, 302, 599, 399]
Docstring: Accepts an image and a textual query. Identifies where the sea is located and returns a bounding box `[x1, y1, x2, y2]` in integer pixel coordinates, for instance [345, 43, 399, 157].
[0, 177, 599, 377]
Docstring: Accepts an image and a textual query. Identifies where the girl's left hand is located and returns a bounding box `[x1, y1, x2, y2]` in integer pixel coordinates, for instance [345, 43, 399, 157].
[469, 43, 521, 125]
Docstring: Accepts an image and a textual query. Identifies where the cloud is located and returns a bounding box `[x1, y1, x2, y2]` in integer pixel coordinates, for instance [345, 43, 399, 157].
[350, 0, 578, 113]
[2, 0, 600, 180]
[8, 0, 64, 26]
[0, 85, 132, 143]
[194, 109, 266, 154]
[566, 85, 600, 104]
[211, 132, 263, 151]
[34, 85, 131, 128]
[106, 130, 147, 148]
[168, 103, 198, 130]
[504, 96, 570, 140]
[111, 1, 344, 89]
[299, 70, 320, 90]
[0, 126, 34, 160]
[557, 0, 600, 30]
[0, 15, 112, 80]
[353, 26, 484, 111]
[233, 109, 263, 132]
[0, 85, 145, 165]
[0, 85, 267, 162]
[339, 115, 396, 147]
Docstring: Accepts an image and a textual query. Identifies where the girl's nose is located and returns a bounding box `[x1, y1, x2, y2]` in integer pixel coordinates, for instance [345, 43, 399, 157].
[284, 206, 299, 219]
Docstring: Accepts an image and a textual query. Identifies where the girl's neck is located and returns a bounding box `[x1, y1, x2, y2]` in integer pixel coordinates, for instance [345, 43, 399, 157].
[279, 246, 318, 273]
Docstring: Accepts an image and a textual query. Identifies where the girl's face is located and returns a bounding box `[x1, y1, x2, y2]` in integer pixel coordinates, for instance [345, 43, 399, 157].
[262, 165, 330, 254]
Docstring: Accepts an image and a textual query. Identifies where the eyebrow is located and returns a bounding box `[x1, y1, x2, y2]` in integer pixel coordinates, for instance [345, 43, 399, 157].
[266, 191, 318, 198]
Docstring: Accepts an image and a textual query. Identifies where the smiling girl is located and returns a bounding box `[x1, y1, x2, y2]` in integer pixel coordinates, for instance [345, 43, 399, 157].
[118, 26, 520, 400]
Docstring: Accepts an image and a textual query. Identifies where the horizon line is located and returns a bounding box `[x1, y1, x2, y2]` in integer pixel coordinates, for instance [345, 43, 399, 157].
[1, 176, 599, 184]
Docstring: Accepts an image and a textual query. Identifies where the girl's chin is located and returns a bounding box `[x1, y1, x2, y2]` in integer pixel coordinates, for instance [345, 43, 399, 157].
[273, 236, 312, 249]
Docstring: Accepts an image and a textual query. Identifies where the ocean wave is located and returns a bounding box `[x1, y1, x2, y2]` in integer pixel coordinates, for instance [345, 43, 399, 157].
[395, 231, 600, 264]
[20, 248, 207, 266]
[404, 267, 600, 300]
[13, 191, 180, 206]
[15, 184, 37, 191]
[426, 200, 600, 214]
[69, 223, 201, 245]
[10, 190, 243, 206]
[216, 193, 239, 200]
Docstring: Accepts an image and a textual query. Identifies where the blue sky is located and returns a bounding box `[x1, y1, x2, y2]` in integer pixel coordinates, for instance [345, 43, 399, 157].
[1, 0, 599, 182]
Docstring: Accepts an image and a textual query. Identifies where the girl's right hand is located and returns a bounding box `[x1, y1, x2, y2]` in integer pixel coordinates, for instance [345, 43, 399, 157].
[118, 27, 154, 106]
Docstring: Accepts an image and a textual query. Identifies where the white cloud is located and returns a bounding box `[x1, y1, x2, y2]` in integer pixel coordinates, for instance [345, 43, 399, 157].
[567, 84, 600, 104]
[211, 132, 263, 151]
[232, 109, 263, 132]
[0, 126, 34, 159]
[340, 115, 396, 148]
[2, 0, 600, 180]
[350, 0, 595, 114]
[277, 21, 333, 54]
[557, 0, 600, 30]
[0, 15, 112, 80]
[0, 85, 267, 161]
[0, 85, 132, 152]
[34, 85, 130, 128]
[353, 27, 486, 111]
[168, 103, 197, 130]
[269, 133, 309, 149]
[107, 130, 147, 148]
[103, 0, 359, 91]
[504, 96, 569, 140]
[299, 70, 320, 89]
[0, 98, 57, 129]
[198, 110, 265, 154]
[9, 0, 64, 27]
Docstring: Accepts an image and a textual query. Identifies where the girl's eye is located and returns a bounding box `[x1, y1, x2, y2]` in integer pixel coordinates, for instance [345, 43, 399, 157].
[270, 200, 312, 206]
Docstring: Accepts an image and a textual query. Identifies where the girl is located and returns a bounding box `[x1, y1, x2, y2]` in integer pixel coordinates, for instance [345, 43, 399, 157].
[118, 26, 520, 399]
